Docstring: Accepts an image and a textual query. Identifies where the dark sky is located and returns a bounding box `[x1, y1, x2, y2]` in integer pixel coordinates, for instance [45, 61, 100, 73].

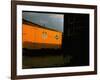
[22, 12, 64, 32]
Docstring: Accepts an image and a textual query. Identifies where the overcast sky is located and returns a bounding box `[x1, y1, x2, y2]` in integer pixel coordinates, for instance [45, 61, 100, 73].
[22, 12, 64, 32]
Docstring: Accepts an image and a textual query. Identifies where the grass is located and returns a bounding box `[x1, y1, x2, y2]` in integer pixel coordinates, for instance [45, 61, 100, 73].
[22, 55, 65, 69]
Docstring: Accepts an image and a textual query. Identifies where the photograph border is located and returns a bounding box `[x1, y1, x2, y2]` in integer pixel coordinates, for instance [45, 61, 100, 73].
[11, 1, 97, 80]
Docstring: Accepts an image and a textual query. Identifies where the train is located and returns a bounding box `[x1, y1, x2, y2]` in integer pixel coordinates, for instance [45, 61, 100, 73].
[22, 19, 62, 49]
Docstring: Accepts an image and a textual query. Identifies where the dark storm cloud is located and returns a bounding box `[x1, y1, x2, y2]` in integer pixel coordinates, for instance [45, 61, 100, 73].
[22, 12, 64, 32]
